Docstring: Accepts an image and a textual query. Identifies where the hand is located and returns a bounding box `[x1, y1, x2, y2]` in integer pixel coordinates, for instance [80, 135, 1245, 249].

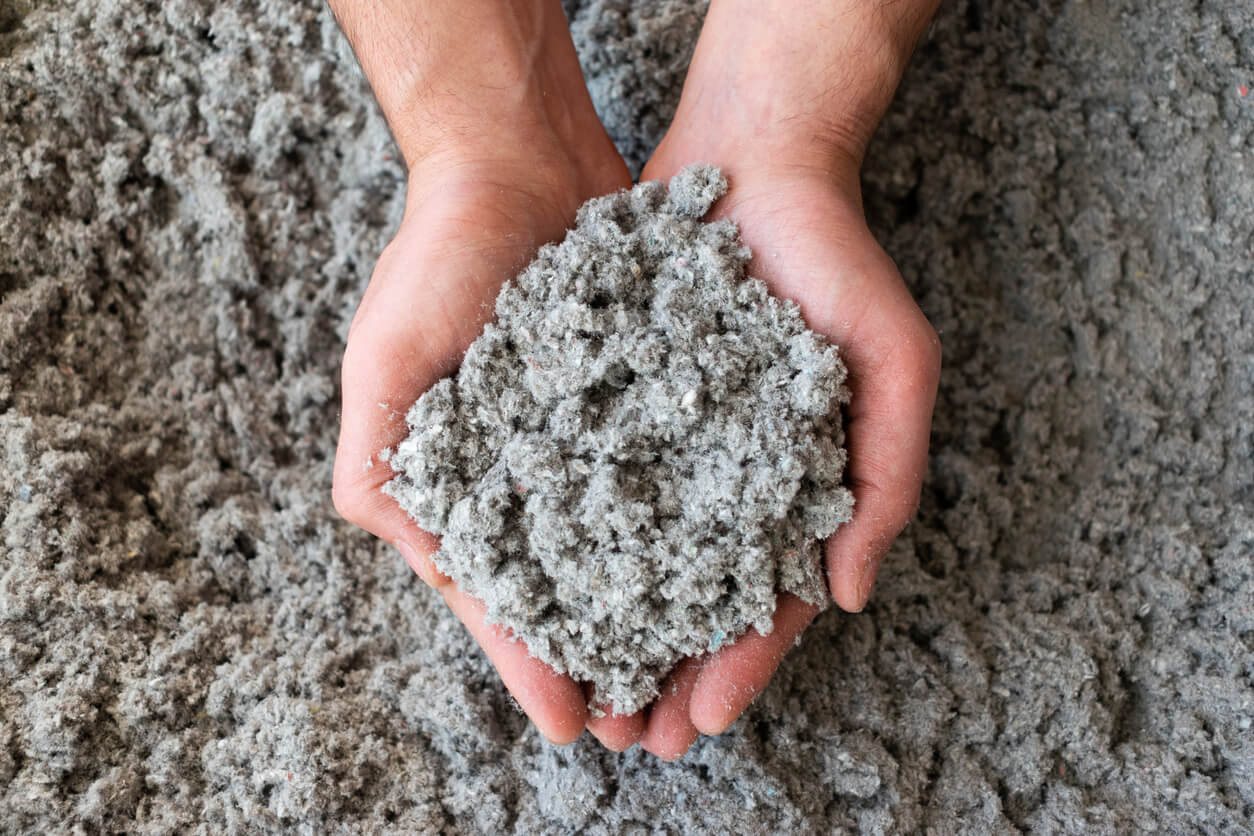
[329, 0, 638, 746]
[330, 0, 940, 759]
[618, 0, 943, 759]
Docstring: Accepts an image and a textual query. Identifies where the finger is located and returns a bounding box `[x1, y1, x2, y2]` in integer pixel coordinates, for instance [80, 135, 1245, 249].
[688, 593, 819, 735]
[639, 657, 703, 761]
[441, 584, 588, 745]
[582, 684, 645, 752]
[824, 303, 940, 611]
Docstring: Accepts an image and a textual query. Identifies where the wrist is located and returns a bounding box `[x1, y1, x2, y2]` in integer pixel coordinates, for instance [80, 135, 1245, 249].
[400, 117, 630, 228]
[659, 0, 938, 181]
[329, 0, 606, 173]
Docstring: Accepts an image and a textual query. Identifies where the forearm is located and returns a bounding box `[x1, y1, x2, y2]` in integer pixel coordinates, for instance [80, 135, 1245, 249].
[326, 0, 589, 170]
[675, 0, 940, 173]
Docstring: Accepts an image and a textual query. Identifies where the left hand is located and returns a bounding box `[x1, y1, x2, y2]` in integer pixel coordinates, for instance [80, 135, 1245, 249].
[588, 0, 942, 760]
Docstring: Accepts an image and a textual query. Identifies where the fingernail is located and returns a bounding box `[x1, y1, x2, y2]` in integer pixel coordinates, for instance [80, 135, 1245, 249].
[854, 560, 880, 611]
[541, 728, 584, 747]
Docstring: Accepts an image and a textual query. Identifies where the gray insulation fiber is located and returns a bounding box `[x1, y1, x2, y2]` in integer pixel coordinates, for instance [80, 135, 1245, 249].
[3, 0, 1252, 831]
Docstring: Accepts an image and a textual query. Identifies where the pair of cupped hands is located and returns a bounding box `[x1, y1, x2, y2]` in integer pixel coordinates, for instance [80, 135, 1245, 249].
[330, 0, 939, 759]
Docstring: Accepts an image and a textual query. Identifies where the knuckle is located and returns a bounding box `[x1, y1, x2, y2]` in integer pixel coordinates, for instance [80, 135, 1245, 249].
[902, 478, 925, 521]
[921, 321, 942, 375]
[911, 315, 941, 362]
[344, 241, 403, 344]
[339, 329, 365, 376]
[331, 473, 362, 525]
[900, 315, 942, 391]
[343, 304, 374, 355]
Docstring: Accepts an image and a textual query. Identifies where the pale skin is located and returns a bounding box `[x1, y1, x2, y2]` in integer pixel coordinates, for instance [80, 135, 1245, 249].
[329, 0, 942, 759]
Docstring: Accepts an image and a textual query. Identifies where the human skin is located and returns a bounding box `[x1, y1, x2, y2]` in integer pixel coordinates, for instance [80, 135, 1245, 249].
[329, 0, 941, 758]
